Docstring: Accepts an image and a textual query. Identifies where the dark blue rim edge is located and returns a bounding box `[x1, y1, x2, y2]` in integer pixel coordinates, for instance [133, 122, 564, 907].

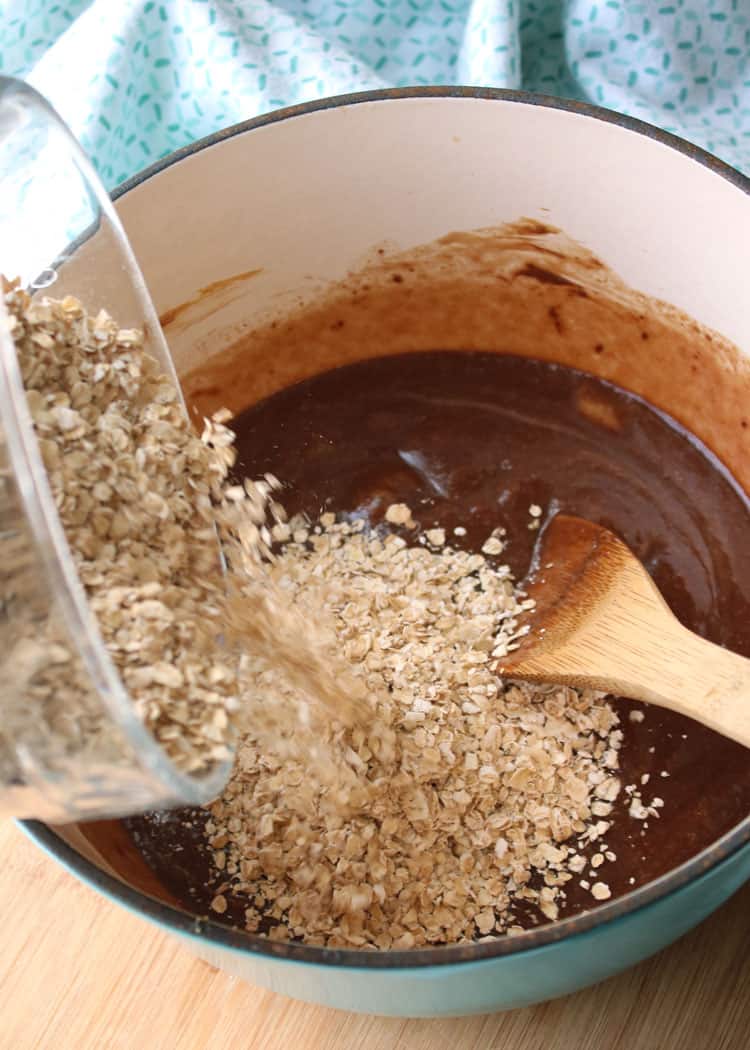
[23, 86, 750, 971]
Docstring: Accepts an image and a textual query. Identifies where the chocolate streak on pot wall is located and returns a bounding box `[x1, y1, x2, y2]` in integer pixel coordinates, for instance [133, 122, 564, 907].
[180, 223, 750, 496]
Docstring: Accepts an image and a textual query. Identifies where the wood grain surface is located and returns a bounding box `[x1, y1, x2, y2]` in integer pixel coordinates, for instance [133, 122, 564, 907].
[1, 819, 748, 1050]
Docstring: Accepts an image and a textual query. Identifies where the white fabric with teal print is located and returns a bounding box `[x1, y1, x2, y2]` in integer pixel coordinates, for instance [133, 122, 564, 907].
[3, 1, 750, 188]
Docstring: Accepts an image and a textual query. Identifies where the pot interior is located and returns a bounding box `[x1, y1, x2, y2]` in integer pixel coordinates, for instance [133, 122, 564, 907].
[41, 94, 750, 959]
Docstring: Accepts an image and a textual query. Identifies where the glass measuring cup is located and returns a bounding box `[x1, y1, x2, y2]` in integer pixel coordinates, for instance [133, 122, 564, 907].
[0, 77, 233, 822]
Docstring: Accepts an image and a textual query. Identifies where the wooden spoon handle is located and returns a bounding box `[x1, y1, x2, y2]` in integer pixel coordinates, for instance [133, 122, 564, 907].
[627, 622, 750, 748]
[501, 515, 750, 747]
[504, 595, 750, 747]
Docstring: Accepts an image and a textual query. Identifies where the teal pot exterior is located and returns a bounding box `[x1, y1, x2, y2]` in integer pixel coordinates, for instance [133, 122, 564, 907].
[23, 819, 750, 1016]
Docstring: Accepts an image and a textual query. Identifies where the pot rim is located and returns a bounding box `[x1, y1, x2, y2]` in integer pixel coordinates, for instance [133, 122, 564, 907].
[24, 86, 750, 971]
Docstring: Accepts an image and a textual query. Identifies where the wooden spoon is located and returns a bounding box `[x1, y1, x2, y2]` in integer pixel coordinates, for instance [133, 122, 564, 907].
[499, 514, 750, 747]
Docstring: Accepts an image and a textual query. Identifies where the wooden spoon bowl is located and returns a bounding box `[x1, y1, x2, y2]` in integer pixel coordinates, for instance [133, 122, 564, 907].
[500, 515, 750, 748]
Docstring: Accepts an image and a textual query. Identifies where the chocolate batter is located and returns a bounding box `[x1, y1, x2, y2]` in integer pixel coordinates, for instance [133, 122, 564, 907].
[127, 351, 750, 932]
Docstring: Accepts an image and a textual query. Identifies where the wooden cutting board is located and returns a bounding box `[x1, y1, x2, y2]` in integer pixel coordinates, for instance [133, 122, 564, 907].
[1, 818, 748, 1050]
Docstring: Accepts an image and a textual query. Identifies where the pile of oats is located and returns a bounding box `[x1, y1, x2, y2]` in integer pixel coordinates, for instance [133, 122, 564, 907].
[206, 506, 623, 947]
[6, 287, 240, 774]
[5, 284, 626, 936]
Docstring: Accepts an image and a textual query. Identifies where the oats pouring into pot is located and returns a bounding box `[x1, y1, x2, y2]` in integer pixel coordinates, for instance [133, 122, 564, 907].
[6, 286, 630, 945]
[2, 284, 386, 778]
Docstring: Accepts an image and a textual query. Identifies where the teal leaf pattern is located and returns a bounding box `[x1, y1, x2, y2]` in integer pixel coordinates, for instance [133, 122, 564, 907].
[3, 0, 749, 187]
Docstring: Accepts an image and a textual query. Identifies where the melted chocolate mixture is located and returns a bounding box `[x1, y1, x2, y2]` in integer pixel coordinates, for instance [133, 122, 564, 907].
[127, 352, 750, 932]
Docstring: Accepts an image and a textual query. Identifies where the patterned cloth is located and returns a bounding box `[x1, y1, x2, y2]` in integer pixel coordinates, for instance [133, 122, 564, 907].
[3, 0, 750, 188]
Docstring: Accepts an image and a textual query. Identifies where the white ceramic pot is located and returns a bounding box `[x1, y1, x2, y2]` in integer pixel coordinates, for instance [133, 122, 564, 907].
[26, 88, 750, 1017]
